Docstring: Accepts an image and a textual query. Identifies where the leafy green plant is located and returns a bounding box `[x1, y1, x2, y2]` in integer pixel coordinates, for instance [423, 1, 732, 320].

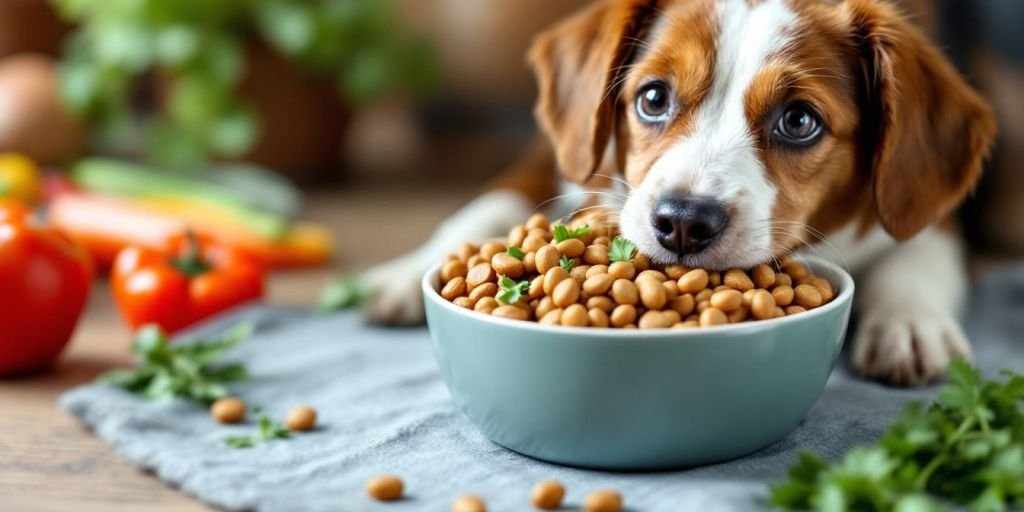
[507, 246, 526, 261]
[317, 273, 369, 312]
[53, 0, 438, 169]
[101, 323, 251, 404]
[771, 359, 1024, 511]
[552, 224, 592, 243]
[559, 255, 575, 272]
[608, 237, 637, 263]
[224, 414, 291, 448]
[497, 275, 529, 305]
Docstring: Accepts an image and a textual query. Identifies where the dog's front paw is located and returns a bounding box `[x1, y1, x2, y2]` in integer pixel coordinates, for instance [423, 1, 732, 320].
[852, 305, 973, 386]
[362, 255, 429, 326]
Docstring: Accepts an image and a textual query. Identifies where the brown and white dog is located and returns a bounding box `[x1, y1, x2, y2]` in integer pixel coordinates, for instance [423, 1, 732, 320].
[363, 0, 997, 386]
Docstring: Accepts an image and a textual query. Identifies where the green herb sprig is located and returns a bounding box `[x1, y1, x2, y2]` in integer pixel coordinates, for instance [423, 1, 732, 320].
[771, 359, 1024, 511]
[552, 224, 592, 243]
[497, 275, 529, 305]
[224, 415, 291, 449]
[608, 237, 638, 263]
[559, 256, 575, 272]
[507, 246, 526, 260]
[100, 323, 251, 404]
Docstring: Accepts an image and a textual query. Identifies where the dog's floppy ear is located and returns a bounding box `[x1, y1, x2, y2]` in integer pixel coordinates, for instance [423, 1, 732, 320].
[528, 0, 659, 184]
[848, 0, 997, 240]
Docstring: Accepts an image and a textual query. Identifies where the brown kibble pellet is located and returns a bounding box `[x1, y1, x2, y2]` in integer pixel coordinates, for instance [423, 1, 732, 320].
[553, 278, 581, 308]
[588, 307, 610, 327]
[665, 264, 688, 280]
[441, 260, 468, 283]
[366, 475, 404, 501]
[638, 310, 671, 329]
[452, 494, 487, 512]
[611, 279, 640, 305]
[775, 273, 793, 287]
[584, 490, 623, 512]
[751, 264, 776, 289]
[522, 234, 548, 252]
[526, 213, 550, 230]
[782, 262, 809, 280]
[556, 238, 586, 258]
[508, 225, 527, 247]
[535, 246, 561, 275]
[474, 297, 500, 314]
[586, 264, 609, 278]
[751, 289, 777, 320]
[723, 269, 754, 291]
[700, 307, 728, 327]
[526, 276, 544, 300]
[467, 255, 484, 267]
[708, 271, 722, 287]
[539, 308, 563, 325]
[742, 289, 758, 307]
[710, 289, 743, 312]
[531, 480, 566, 510]
[677, 269, 709, 294]
[543, 267, 570, 295]
[675, 320, 700, 328]
[211, 397, 246, 424]
[529, 227, 553, 242]
[493, 305, 529, 321]
[587, 296, 616, 313]
[771, 285, 794, 307]
[638, 279, 668, 310]
[441, 277, 467, 301]
[774, 306, 786, 318]
[583, 274, 614, 296]
[610, 304, 637, 327]
[491, 253, 524, 278]
[583, 245, 610, 265]
[285, 405, 317, 431]
[670, 294, 696, 316]
[469, 283, 497, 302]
[466, 263, 496, 287]
[728, 307, 748, 323]
[453, 297, 475, 309]
[608, 261, 636, 280]
[536, 296, 556, 318]
[479, 241, 506, 260]
[696, 300, 711, 314]
[593, 236, 612, 246]
[695, 288, 714, 304]
[794, 284, 824, 308]
[785, 305, 808, 316]
[562, 304, 588, 326]
[570, 265, 590, 284]
[523, 252, 537, 273]
[636, 270, 668, 282]
[632, 253, 651, 271]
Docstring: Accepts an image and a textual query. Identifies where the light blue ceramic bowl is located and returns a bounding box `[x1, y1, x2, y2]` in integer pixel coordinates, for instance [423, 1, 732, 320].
[423, 256, 853, 470]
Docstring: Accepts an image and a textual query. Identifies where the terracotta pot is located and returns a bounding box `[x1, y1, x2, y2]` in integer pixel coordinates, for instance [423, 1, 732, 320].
[0, 0, 69, 59]
[238, 45, 349, 183]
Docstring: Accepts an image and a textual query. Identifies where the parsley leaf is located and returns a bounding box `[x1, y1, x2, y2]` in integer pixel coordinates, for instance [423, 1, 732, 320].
[559, 255, 575, 272]
[223, 414, 291, 449]
[497, 275, 529, 304]
[608, 237, 637, 263]
[497, 275, 530, 304]
[100, 323, 251, 404]
[771, 359, 1024, 511]
[552, 224, 592, 243]
[507, 246, 526, 260]
[317, 273, 369, 312]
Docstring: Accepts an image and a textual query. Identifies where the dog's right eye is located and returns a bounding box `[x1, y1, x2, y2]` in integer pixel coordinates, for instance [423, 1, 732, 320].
[636, 81, 674, 124]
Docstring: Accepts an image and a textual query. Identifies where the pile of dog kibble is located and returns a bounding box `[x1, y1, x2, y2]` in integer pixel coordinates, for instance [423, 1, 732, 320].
[438, 213, 835, 328]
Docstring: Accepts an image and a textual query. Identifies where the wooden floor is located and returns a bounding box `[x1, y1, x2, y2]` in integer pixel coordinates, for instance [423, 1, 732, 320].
[0, 183, 477, 512]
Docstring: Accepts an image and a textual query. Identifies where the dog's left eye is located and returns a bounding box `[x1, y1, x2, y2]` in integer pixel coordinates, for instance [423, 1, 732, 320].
[773, 103, 825, 146]
[636, 81, 674, 123]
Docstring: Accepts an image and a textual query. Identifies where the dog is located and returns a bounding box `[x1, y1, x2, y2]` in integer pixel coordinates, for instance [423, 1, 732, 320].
[362, 0, 997, 387]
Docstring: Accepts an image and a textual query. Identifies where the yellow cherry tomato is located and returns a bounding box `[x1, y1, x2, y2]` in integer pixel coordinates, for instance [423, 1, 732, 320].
[0, 153, 42, 205]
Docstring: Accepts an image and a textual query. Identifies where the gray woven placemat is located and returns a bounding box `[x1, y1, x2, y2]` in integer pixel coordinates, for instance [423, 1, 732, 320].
[60, 266, 1024, 511]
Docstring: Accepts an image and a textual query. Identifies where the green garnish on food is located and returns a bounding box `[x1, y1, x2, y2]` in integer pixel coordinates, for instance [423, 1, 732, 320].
[317, 273, 369, 312]
[608, 237, 638, 263]
[771, 359, 1024, 511]
[552, 224, 592, 243]
[497, 275, 530, 305]
[100, 323, 251, 404]
[507, 246, 526, 260]
[559, 256, 575, 272]
[224, 415, 291, 449]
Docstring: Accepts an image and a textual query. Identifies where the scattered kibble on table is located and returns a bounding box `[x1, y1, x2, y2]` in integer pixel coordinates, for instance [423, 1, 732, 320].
[366, 475, 404, 501]
[452, 494, 487, 512]
[285, 405, 317, 431]
[584, 489, 623, 512]
[210, 397, 246, 424]
[531, 480, 565, 509]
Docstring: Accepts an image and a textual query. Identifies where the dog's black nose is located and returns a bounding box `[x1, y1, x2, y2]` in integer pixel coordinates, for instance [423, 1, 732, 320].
[652, 194, 729, 256]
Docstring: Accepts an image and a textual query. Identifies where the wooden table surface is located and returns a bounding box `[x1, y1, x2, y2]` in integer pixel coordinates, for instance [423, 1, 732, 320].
[0, 183, 475, 512]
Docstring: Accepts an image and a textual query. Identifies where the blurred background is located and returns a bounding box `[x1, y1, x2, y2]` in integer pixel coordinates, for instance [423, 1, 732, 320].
[0, 0, 1020, 272]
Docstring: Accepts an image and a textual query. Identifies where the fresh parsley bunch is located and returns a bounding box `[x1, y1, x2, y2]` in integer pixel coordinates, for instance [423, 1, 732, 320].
[772, 359, 1024, 511]
[497, 275, 530, 305]
[101, 323, 251, 404]
[609, 237, 637, 263]
[552, 224, 592, 243]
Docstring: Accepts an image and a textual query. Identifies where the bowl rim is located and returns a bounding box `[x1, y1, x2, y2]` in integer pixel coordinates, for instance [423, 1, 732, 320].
[422, 254, 855, 338]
